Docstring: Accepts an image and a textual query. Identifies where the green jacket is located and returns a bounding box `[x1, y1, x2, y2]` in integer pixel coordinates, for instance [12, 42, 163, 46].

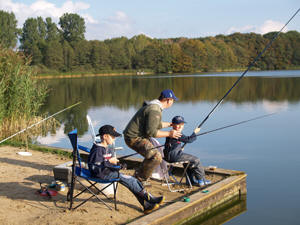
[123, 101, 163, 139]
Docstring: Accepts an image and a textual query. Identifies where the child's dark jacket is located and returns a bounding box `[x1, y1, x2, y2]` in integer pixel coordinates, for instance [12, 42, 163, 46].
[164, 132, 197, 162]
[88, 143, 118, 179]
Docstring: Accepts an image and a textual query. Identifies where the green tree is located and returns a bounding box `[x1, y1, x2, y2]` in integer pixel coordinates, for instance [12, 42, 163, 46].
[44, 41, 64, 70]
[171, 43, 192, 73]
[106, 37, 131, 69]
[59, 13, 86, 43]
[20, 17, 47, 64]
[73, 40, 92, 71]
[89, 41, 111, 70]
[45, 17, 61, 42]
[180, 39, 207, 71]
[142, 41, 172, 73]
[0, 10, 20, 48]
[62, 40, 75, 71]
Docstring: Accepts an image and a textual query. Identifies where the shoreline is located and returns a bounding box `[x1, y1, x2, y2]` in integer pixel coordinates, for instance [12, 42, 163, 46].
[34, 68, 300, 79]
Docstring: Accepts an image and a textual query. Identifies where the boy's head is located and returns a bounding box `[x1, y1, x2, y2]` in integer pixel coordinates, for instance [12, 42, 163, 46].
[171, 116, 186, 132]
[96, 125, 121, 143]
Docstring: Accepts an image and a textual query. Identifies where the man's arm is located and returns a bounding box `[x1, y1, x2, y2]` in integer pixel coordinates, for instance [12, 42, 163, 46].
[161, 121, 172, 128]
[155, 129, 181, 138]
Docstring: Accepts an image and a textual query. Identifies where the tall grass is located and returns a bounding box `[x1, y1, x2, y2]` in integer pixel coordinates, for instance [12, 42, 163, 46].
[0, 47, 56, 145]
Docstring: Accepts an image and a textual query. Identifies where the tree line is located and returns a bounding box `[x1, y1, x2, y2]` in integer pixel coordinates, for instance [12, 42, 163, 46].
[1, 10, 300, 74]
[43, 75, 300, 134]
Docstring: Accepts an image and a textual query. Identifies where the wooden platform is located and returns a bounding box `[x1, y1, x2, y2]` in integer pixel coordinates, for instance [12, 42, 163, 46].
[122, 157, 247, 225]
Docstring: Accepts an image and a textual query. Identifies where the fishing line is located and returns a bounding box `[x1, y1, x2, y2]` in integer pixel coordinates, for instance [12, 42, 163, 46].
[118, 112, 276, 160]
[181, 8, 300, 149]
[0, 101, 81, 144]
[195, 112, 276, 137]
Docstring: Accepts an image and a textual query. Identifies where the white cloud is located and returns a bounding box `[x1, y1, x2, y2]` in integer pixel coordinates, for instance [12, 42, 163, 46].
[0, 0, 138, 40]
[257, 20, 287, 34]
[0, 0, 96, 27]
[262, 100, 288, 113]
[37, 125, 66, 145]
[86, 10, 137, 40]
[226, 20, 288, 35]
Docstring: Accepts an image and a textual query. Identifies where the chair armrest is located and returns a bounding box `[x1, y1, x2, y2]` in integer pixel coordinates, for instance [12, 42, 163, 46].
[78, 145, 90, 153]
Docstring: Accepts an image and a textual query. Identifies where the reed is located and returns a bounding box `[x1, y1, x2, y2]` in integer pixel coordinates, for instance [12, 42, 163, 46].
[0, 46, 54, 145]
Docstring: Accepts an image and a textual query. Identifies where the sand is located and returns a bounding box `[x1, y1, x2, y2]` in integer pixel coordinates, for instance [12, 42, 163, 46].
[0, 146, 220, 225]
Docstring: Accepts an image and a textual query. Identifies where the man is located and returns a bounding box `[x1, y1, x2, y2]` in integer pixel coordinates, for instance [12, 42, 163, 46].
[123, 89, 181, 185]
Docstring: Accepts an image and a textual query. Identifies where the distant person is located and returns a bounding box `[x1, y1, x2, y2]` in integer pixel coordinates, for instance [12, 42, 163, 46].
[88, 125, 164, 214]
[123, 89, 181, 186]
[164, 116, 211, 186]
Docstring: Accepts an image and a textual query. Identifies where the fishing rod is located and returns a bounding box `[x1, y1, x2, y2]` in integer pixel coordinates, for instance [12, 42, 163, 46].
[195, 112, 276, 137]
[181, 8, 300, 150]
[0, 101, 81, 144]
[118, 112, 276, 160]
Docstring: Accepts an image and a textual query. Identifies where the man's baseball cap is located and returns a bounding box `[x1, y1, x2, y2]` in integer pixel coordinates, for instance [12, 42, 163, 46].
[172, 116, 186, 124]
[160, 89, 178, 101]
[96, 125, 122, 137]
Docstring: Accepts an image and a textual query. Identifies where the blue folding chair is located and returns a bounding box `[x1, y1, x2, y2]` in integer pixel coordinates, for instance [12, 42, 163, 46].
[67, 129, 120, 210]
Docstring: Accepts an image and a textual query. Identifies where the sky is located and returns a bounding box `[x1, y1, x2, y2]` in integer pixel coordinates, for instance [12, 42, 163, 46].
[0, 0, 299, 40]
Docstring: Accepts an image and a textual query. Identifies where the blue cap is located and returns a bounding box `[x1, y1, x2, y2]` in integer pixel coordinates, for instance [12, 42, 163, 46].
[172, 116, 186, 124]
[160, 89, 178, 101]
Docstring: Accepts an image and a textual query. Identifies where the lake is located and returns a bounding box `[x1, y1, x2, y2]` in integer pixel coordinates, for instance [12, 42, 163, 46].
[38, 70, 300, 225]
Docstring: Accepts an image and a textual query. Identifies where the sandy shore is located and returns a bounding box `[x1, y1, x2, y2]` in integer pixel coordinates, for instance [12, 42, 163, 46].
[0, 146, 219, 225]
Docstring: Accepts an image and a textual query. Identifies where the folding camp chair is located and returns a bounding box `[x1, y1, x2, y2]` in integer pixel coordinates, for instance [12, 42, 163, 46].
[149, 138, 192, 192]
[161, 161, 193, 192]
[67, 129, 120, 210]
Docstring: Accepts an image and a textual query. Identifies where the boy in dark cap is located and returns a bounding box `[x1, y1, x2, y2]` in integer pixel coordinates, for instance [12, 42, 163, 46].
[88, 125, 164, 214]
[164, 116, 211, 186]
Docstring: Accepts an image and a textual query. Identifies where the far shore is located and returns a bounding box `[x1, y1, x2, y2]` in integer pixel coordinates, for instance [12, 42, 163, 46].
[34, 67, 300, 79]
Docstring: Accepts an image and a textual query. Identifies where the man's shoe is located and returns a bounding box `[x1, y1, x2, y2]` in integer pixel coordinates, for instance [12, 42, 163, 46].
[141, 179, 152, 187]
[143, 202, 159, 214]
[134, 171, 151, 187]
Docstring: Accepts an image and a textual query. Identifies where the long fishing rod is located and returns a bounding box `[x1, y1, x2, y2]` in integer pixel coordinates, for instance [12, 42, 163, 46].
[195, 112, 276, 137]
[0, 101, 81, 144]
[118, 112, 276, 160]
[181, 8, 300, 150]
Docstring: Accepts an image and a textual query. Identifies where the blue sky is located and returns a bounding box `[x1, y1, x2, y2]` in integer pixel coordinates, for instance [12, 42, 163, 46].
[0, 0, 299, 40]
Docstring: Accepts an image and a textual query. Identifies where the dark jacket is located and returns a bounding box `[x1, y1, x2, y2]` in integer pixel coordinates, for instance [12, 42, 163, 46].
[88, 143, 118, 179]
[164, 132, 197, 162]
[123, 100, 163, 139]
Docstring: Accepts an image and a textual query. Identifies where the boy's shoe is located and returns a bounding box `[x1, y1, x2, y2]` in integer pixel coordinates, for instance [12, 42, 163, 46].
[143, 202, 160, 214]
[195, 179, 211, 186]
[147, 194, 165, 205]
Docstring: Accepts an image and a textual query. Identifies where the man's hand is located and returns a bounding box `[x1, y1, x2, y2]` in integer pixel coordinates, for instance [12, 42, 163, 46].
[162, 121, 172, 128]
[194, 127, 201, 134]
[169, 129, 181, 139]
[109, 157, 119, 165]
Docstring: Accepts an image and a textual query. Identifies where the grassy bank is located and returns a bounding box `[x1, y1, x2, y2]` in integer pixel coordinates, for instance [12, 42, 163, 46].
[35, 69, 153, 79]
[1, 140, 72, 158]
[35, 66, 300, 79]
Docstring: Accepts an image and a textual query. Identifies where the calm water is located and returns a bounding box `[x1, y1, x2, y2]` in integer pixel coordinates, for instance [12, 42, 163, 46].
[38, 70, 300, 225]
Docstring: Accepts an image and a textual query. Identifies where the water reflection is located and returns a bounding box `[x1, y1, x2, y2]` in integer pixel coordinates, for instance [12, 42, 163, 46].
[40, 74, 300, 136]
[179, 195, 247, 225]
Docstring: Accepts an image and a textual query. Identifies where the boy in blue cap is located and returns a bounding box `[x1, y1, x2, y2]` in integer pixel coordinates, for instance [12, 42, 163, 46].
[164, 116, 211, 186]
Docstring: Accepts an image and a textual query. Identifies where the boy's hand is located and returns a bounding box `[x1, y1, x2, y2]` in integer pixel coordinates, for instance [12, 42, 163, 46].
[194, 127, 201, 134]
[169, 130, 181, 139]
[109, 157, 119, 165]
